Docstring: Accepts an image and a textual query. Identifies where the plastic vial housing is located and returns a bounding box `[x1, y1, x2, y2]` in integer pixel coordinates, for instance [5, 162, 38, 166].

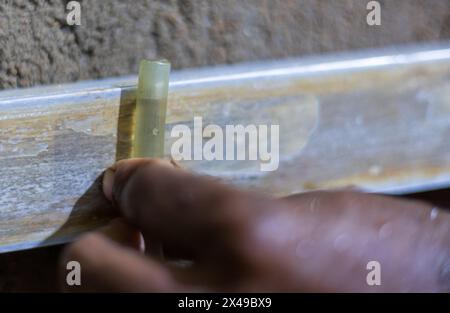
[132, 59, 171, 158]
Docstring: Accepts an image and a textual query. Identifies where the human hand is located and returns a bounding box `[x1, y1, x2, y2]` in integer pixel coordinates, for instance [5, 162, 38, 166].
[60, 158, 450, 292]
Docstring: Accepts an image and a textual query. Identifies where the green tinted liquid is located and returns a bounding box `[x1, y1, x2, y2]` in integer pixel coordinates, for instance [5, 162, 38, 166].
[132, 98, 167, 158]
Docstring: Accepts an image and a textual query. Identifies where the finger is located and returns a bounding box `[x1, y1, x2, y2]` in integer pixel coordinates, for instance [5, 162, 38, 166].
[102, 158, 175, 203]
[102, 158, 277, 261]
[60, 232, 186, 292]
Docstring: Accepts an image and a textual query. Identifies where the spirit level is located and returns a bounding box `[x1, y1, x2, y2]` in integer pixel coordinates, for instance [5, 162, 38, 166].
[1, 42, 450, 253]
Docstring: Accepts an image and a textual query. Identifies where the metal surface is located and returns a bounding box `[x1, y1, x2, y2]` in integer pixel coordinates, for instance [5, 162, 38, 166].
[1, 42, 450, 253]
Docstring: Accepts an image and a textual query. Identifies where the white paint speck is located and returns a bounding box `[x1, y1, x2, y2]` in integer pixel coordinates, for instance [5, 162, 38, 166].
[368, 165, 383, 176]
[430, 207, 439, 221]
[378, 222, 393, 240]
[334, 234, 351, 252]
[309, 197, 318, 213]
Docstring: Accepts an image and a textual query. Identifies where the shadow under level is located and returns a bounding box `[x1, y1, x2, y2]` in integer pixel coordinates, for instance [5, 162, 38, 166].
[42, 87, 137, 248]
[41, 174, 118, 247]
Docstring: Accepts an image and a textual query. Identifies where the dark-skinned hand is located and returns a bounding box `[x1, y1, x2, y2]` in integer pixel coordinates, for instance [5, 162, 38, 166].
[60, 158, 450, 292]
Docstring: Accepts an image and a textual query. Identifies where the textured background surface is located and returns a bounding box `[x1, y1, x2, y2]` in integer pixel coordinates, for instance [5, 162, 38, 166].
[0, 0, 449, 292]
[1, 0, 449, 89]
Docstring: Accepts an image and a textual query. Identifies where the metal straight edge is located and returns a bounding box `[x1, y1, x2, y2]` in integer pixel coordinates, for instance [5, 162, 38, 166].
[1, 41, 450, 253]
[2, 41, 450, 108]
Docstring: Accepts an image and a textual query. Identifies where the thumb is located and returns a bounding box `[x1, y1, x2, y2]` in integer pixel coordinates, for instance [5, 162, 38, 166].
[101, 158, 275, 262]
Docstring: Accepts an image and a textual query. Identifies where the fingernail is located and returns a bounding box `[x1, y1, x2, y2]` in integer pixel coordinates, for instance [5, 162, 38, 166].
[102, 167, 116, 202]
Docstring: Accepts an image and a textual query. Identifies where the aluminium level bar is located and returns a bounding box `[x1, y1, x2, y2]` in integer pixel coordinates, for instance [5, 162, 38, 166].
[1, 42, 450, 253]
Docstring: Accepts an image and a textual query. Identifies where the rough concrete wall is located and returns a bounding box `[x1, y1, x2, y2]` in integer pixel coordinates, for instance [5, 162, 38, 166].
[0, 0, 449, 89]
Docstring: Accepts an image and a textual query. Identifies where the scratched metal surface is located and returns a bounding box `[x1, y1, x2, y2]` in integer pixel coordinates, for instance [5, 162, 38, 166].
[1, 43, 450, 253]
